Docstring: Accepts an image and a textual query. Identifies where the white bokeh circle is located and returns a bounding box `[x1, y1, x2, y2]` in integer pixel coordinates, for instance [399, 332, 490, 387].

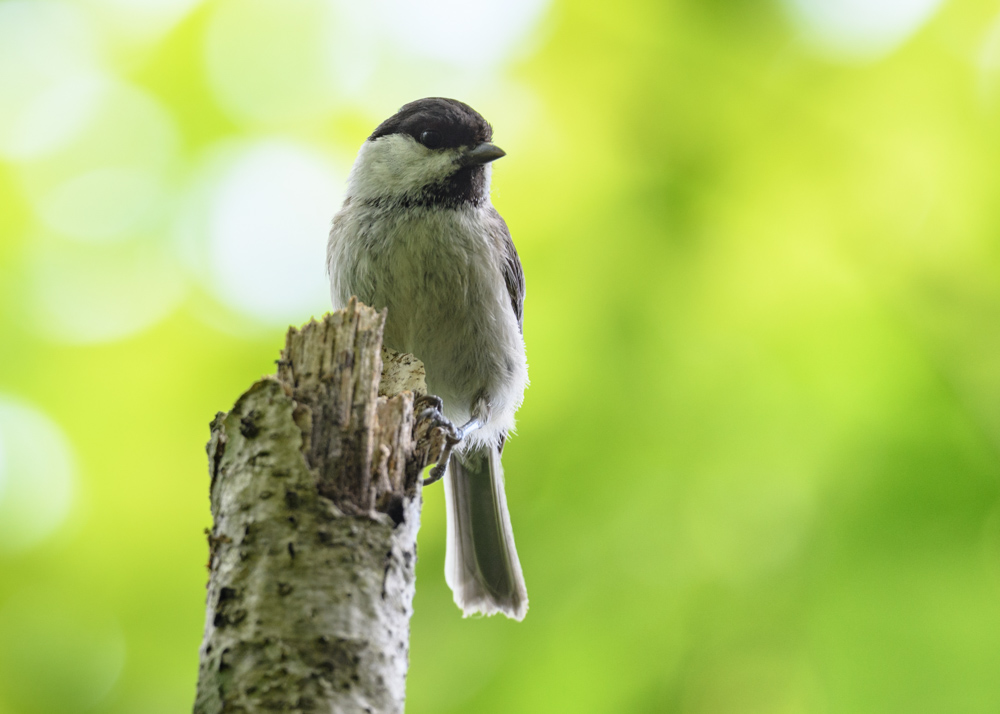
[25, 234, 188, 344]
[176, 139, 345, 325]
[375, 0, 551, 70]
[0, 397, 76, 552]
[203, 0, 552, 123]
[0, 1, 108, 160]
[781, 0, 945, 60]
[18, 79, 180, 245]
[76, 0, 204, 43]
[207, 141, 341, 322]
[204, 0, 343, 123]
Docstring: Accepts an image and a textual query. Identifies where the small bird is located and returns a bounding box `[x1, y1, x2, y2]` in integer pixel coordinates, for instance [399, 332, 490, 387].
[327, 98, 529, 620]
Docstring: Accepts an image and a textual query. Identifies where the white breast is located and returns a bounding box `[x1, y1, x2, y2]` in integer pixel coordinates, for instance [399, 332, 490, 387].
[328, 201, 527, 449]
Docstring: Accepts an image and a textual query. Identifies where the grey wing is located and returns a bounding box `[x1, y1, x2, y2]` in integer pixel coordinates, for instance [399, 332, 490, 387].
[490, 208, 525, 333]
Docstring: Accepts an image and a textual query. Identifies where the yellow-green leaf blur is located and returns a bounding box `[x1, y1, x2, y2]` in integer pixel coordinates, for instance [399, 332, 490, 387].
[2, 0, 998, 711]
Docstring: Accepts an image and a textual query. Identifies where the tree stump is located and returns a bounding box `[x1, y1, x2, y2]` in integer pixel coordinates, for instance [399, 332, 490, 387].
[194, 299, 452, 714]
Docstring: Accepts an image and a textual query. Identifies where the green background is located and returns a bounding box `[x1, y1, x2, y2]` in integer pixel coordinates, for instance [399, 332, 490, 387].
[3, 0, 1000, 711]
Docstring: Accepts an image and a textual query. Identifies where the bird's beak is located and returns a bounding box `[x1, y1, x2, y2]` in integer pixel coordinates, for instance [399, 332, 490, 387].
[461, 142, 506, 166]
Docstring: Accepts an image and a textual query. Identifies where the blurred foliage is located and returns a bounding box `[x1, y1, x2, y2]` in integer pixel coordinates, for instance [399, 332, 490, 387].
[3, 0, 1000, 712]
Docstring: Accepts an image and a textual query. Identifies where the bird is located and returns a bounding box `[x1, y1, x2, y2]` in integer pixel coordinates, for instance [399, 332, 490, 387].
[327, 98, 529, 620]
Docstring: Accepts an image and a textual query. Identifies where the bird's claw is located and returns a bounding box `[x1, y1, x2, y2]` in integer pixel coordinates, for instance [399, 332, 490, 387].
[422, 423, 460, 487]
[414, 398, 484, 487]
[412, 395, 458, 487]
[421, 456, 451, 486]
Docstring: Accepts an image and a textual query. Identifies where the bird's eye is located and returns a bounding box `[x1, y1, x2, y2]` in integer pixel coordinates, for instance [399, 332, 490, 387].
[418, 130, 442, 149]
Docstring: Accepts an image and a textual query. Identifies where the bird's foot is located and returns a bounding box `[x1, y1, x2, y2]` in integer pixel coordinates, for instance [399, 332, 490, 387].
[414, 397, 486, 486]
[422, 417, 484, 486]
[412, 395, 458, 486]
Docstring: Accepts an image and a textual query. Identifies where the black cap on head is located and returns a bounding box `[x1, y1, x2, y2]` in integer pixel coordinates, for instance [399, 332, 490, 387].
[369, 97, 493, 149]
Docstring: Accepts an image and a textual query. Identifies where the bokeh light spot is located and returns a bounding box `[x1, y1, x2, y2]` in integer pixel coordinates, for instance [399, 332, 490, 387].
[201, 140, 343, 324]
[977, 10, 1000, 104]
[0, 435, 7, 505]
[26, 236, 188, 344]
[204, 0, 342, 123]
[36, 167, 165, 243]
[77, 0, 204, 43]
[202, 0, 551, 123]
[377, 0, 550, 69]
[781, 0, 944, 60]
[18, 80, 179, 244]
[0, 1, 107, 160]
[0, 398, 75, 553]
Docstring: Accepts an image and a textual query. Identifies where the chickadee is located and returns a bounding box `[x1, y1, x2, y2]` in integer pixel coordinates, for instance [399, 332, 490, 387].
[327, 98, 529, 620]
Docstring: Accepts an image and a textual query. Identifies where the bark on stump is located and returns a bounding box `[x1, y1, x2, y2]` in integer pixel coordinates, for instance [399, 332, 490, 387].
[194, 299, 451, 714]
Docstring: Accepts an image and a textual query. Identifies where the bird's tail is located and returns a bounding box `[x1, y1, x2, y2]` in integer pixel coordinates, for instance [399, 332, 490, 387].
[443, 445, 528, 620]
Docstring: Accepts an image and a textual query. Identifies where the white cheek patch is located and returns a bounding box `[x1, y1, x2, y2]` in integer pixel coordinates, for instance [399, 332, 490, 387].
[348, 135, 461, 202]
